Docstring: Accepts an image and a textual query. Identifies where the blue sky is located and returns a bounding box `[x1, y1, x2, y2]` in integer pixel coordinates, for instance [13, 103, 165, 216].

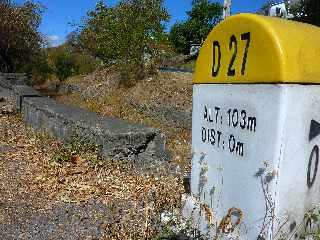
[16, 0, 267, 46]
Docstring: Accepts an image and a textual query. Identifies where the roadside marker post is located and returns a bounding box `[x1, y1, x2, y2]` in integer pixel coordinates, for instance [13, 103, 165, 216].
[183, 14, 320, 239]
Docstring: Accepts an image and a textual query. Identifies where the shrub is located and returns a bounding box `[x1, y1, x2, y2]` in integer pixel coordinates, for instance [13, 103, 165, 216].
[0, 0, 43, 73]
[169, 0, 222, 55]
[78, 0, 170, 86]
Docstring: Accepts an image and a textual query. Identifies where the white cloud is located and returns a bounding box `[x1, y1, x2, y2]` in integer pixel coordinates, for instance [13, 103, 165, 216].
[48, 35, 59, 42]
[46, 35, 60, 47]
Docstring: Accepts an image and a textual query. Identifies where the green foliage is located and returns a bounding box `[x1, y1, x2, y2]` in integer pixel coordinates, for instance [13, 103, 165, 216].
[169, 0, 222, 54]
[299, 206, 320, 239]
[52, 136, 102, 164]
[34, 41, 102, 85]
[0, 0, 101, 85]
[25, 51, 53, 85]
[79, 0, 170, 86]
[152, 228, 177, 240]
[169, 22, 191, 55]
[52, 49, 78, 81]
[257, 0, 320, 27]
[152, 229, 208, 240]
[257, 0, 276, 15]
[0, 0, 44, 73]
[289, 0, 320, 26]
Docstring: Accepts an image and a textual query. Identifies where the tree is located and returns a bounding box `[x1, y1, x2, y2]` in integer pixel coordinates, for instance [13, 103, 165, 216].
[0, 0, 44, 73]
[257, 0, 320, 27]
[289, 0, 320, 26]
[169, 0, 222, 54]
[52, 50, 78, 81]
[79, 0, 169, 86]
[257, 0, 276, 16]
[27, 51, 53, 85]
[169, 21, 192, 54]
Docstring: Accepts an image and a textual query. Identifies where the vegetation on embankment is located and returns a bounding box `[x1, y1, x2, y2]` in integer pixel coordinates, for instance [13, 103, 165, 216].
[1, 0, 319, 88]
[0, 0, 225, 88]
[55, 69, 193, 173]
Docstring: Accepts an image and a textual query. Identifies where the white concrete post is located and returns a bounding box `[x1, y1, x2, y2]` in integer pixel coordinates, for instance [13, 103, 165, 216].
[183, 13, 320, 239]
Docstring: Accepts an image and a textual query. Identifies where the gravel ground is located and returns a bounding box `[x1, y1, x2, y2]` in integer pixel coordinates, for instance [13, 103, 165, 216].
[0, 112, 184, 239]
[0, 114, 111, 240]
[0, 200, 110, 240]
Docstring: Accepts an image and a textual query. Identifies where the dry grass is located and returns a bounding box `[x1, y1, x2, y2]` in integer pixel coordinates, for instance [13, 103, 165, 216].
[42, 142, 184, 239]
[1, 67, 194, 238]
[16, 68, 195, 238]
[0, 113, 185, 239]
[56, 69, 193, 172]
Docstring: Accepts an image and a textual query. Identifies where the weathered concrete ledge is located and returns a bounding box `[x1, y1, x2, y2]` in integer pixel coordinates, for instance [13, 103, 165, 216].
[22, 96, 169, 163]
[12, 84, 42, 112]
[0, 81, 170, 164]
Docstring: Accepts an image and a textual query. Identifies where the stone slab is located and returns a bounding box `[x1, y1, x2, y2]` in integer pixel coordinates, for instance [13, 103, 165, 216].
[22, 97, 169, 163]
[12, 85, 41, 97]
[12, 85, 42, 112]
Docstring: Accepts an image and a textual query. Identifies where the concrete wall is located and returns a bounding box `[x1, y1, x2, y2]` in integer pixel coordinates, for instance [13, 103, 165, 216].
[0, 76, 170, 164]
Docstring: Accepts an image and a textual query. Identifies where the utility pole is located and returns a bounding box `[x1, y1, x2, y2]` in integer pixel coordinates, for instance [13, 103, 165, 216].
[223, 0, 231, 19]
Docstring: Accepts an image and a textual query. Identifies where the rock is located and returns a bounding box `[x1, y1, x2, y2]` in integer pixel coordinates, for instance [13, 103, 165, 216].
[58, 83, 81, 95]
[79, 82, 114, 101]
[0, 144, 14, 153]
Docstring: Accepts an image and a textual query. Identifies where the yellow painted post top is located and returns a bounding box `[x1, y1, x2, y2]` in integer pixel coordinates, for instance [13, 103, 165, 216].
[194, 14, 320, 84]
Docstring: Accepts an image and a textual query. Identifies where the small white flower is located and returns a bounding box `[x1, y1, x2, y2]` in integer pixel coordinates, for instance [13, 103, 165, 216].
[161, 211, 173, 224]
